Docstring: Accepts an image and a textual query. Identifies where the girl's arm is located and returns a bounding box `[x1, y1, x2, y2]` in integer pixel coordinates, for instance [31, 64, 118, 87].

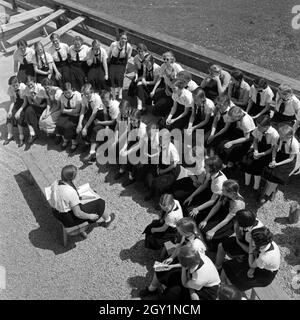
[195, 193, 220, 212]
[214, 121, 230, 137]
[172, 106, 190, 123]
[193, 112, 212, 130]
[276, 153, 296, 166]
[188, 174, 210, 200]
[228, 131, 251, 146]
[33, 63, 49, 76]
[246, 98, 253, 114]
[76, 104, 85, 128]
[151, 222, 169, 233]
[201, 199, 222, 223]
[253, 138, 258, 152]
[103, 56, 108, 79]
[159, 162, 177, 175]
[13, 60, 19, 74]
[188, 106, 195, 128]
[209, 115, 218, 136]
[168, 101, 178, 120]
[83, 109, 98, 130]
[8, 96, 15, 115]
[253, 103, 270, 119]
[151, 77, 162, 95]
[146, 72, 160, 86]
[209, 213, 234, 234]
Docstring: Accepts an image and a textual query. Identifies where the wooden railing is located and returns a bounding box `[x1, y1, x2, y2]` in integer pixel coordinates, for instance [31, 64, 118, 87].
[12, 0, 300, 97]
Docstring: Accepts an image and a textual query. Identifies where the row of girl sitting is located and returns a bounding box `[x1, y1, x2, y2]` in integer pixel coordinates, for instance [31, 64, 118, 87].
[13, 32, 132, 100]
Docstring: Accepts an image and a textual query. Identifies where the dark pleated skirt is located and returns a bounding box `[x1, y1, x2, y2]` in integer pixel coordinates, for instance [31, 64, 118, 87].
[52, 198, 105, 228]
[143, 220, 180, 250]
[223, 259, 277, 291]
[56, 114, 79, 140]
[7, 98, 26, 127]
[108, 63, 126, 88]
[68, 61, 88, 91]
[152, 89, 173, 118]
[17, 63, 34, 84]
[87, 64, 109, 92]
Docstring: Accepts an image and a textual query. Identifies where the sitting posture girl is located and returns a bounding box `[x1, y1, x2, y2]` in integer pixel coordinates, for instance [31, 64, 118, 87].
[140, 217, 206, 298]
[39, 78, 62, 136]
[222, 227, 280, 291]
[32, 41, 54, 83]
[198, 179, 245, 250]
[50, 164, 115, 228]
[3, 76, 27, 147]
[241, 114, 279, 192]
[56, 82, 82, 151]
[143, 193, 183, 250]
[260, 124, 300, 203]
[227, 70, 250, 109]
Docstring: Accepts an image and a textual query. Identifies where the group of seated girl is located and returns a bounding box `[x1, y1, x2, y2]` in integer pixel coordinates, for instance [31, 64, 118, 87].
[4, 35, 299, 300]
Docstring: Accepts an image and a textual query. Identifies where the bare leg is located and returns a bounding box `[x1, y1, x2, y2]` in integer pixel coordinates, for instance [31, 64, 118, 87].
[215, 243, 226, 270]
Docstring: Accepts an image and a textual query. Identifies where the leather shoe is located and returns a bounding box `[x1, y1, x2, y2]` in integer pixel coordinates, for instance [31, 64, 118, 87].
[18, 140, 25, 148]
[3, 136, 14, 145]
[98, 213, 115, 228]
[83, 153, 96, 163]
[27, 135, 37, 145]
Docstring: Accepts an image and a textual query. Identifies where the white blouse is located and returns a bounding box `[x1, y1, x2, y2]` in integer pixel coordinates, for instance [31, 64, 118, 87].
[86, 47, 108, 66]
[7, 82, 26, 102]
[32, 52, 54, 69]
[47, 43, 69, 62]
[69, 44, 90, 62]
[172, 88, 194, 108]
[13, 47, 35, 65]
[109, 41, 132, 59]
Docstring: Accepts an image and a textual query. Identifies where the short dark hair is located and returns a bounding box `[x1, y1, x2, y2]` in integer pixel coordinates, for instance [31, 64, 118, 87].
[8, 75, 19, 85]
[251, 227, 273, 248]
[205, 155, 223, 174]
[236, 210, 257, 228]
[253, 77, 267, 89]
[17, 39, 28, 48]
[231, 70, 244, 82]
[218, 284, 242, 300]
[61, 165, 77, 182]
[41, 78, 53, 87]
[256, 114, 271, 127]
[178, 245, 203, 269]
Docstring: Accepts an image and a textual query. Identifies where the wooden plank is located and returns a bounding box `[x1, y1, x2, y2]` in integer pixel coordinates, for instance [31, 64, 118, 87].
[8, 6, 54, 24]
[7, 9, 65, 45]
[40, 16, 85, 47]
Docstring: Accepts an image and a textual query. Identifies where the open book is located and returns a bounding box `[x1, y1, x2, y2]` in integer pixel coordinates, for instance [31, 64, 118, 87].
[153, 261, 172, 272]
[45, 182, 100, 205]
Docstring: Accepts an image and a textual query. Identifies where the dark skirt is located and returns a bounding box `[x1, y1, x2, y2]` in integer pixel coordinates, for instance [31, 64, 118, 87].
[164, 104, 191, 130]
[54, 60, 71, 88]
[208, 122, 235, 152]
[7, 98, 26, 127]
[68, 61, 88, 91]
[222, 236, 248, 257]
[262, 151, 296, 185]
[56, 114, 79, 140]
[35, 66, 50, 84]
[271, 112, 295, 128]
[152, 89, 173, 118]
[248, 103, 263, 117]
[156, 258, 182, 288]
[171, 176, 197, 203]
[223, 259, 277, 291]
[52, 198, 105, 228]
[136, 83, 155, 107]
[143, 219, 180, 250]
[87, 63, 109, 92]
[241, 140, 272, 176]
[184, 187, 214, 218]
[17, 63, 34, 84]
[217, 129, 253, 164]
[24, 104, 46, 134]
[108, 63, 126, 88]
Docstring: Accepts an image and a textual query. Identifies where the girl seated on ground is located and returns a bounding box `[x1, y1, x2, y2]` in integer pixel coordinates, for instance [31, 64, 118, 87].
[140, 217, 206, 298]
[3, 76, 27, 147]
[188, 155, 227, 223]
[32, 41, 54, 84]
[116, 109, 147, 187]
[260, 124, 300, 204]
[200, 64, 231, 101]
[227, 70, 250, 110]
[187, 87, 215, 144]
[48, 33, 70, 88]
[177, 70, 198, 92]
[38, 78, 62, 137]
[68, 36, 90, 91]
[164, 78, 194, 130]
[144, 129, 181, 204]
[143, 193, 183, 250]
[222, 227, 280, 291]
[271, 83, 300, 132]
[206, 94, 234, 156]
[127, 43, 149, 109]
[217, 106, 255, 167]
[198, 179, 245, 250]
[215, 209, 264, 272]
[76, 83, 103, 152]
[171, 145, 207, 206]
[107, 31, 132, 100]
[86, 39, 109, 92]
[50, 164, 115, 229]
[56, 82, 82, 151]
[151, 51, 183, 118]
[246, 77, 274, 119]
[136, 54, 161, 113]
[13, 39, 35, 84]
[241, 114, 279, 193]
[21, 75, 47, 147]
[84, 90, 120, 163]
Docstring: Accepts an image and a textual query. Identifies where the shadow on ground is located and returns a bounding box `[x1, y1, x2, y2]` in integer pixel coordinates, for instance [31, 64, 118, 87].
[14, 170, 90, 255]
[119, 239, 159, 298]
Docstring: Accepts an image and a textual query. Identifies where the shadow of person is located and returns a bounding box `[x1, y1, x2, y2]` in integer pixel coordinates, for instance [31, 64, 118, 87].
[14, 171, 91, 254]
[120, 240, 160, 298]
[274, 217, 290, 225]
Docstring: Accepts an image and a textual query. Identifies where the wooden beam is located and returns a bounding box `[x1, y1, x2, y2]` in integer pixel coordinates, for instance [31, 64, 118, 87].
[7, 9, 65, 45]
[7, 6, 54, 24]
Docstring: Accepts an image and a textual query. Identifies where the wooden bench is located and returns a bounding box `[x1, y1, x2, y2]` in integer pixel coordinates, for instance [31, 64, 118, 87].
[244, 280, 290, 300]
[7, 8, 66, 45]
[22, 152, 89, 248]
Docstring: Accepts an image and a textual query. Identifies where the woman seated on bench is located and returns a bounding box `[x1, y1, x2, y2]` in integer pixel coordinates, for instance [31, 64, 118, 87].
[50, 164, 115, 228]
[222, 226, 280, 291]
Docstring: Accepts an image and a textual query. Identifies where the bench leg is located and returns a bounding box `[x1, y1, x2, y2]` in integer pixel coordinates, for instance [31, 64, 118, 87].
[63, 227, 68, 248]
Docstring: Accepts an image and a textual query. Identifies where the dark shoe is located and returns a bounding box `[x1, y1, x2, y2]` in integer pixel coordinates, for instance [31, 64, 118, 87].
[139, 287, 159, 298]
[259, 194, 271, 204]
[3, 136, 14, 145]
[83, 153, 96, 163]
[18, 140, 25, 148]
[98, 213, 115, 228]
[54, 136, 62, 145]
[27, 135, 37, 145]
[122, 178, 135, 187]
[114, 171, 125, 180]
[70, 143, 79, 152]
